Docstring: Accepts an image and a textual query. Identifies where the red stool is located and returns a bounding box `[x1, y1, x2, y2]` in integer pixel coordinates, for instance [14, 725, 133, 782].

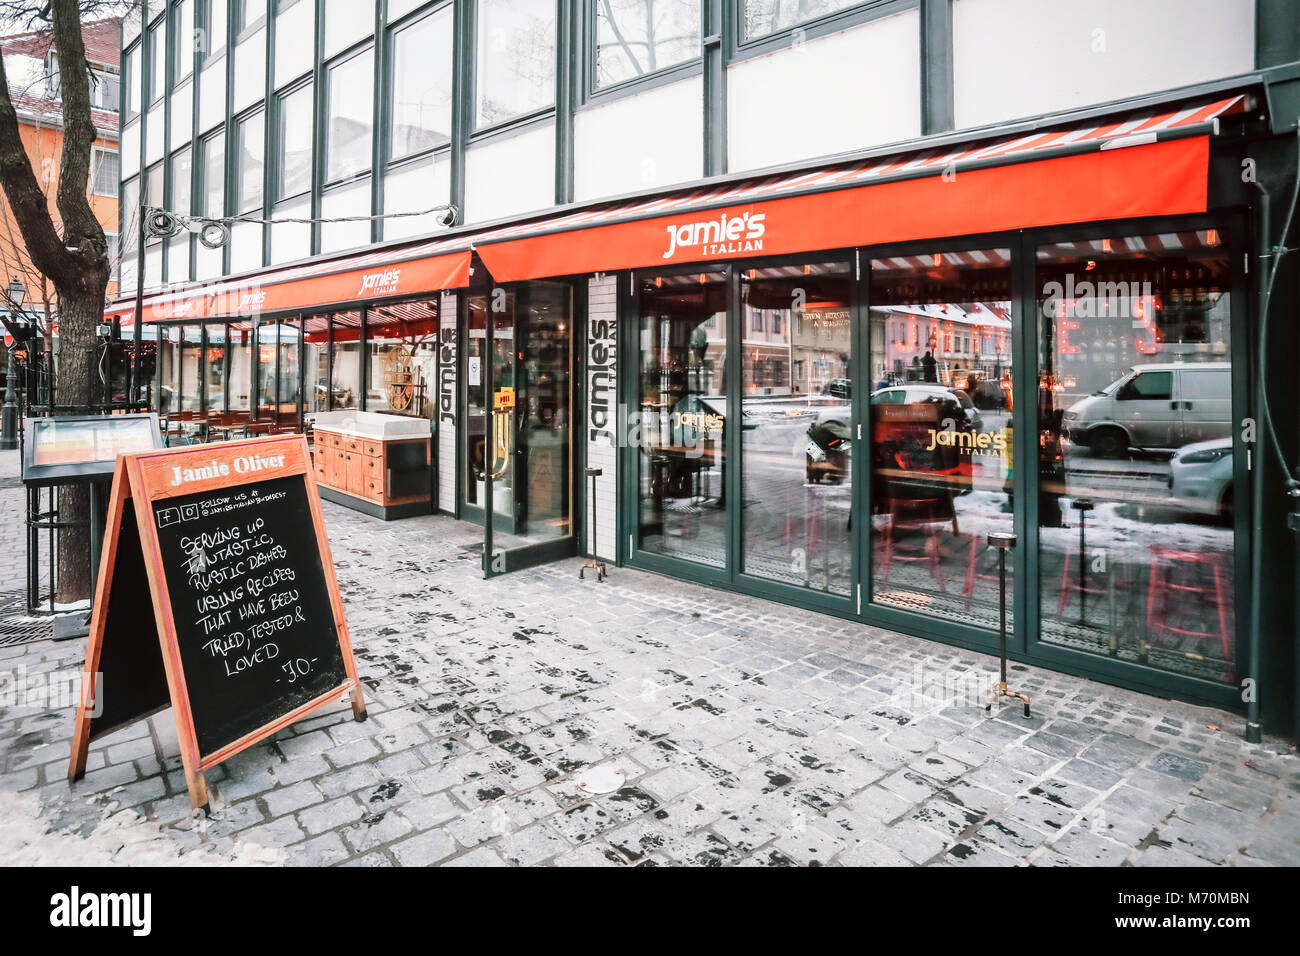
[879, 498, 947, 592]
[1057, 546, 1110, 614]
[1146, 546, 1231, 660]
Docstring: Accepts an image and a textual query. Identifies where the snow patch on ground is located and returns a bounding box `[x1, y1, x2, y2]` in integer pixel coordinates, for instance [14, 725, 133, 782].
[0, 790, 286, 866]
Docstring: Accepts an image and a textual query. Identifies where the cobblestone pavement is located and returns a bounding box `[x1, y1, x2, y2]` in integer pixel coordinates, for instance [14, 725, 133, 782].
[1, 449, 1297, 867]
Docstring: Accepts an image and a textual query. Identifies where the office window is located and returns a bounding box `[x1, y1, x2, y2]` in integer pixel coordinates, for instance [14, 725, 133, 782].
[144, 162, 164, 247]
[594, 0, 701, 89]
[475, 0, 556, 128]
[91, 148, 119, 197]
[389, 5, 453, 159]
[169, 146, 193, 214]
[235, 110, 264, 213]
[276, 83, 314, 200]
[173, 0, 195, 83]
[325, 49, 374, 182]
[201, 129, 225, 216]
[122, 46, 140, 120]
[233, 0, 267, 36]
[742, 0, 862, 39]
[147, 16, 166, 103]
[203, 0, 228, 60]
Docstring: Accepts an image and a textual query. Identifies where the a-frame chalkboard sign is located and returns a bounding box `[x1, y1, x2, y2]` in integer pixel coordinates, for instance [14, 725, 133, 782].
[69, 435, 366, 812]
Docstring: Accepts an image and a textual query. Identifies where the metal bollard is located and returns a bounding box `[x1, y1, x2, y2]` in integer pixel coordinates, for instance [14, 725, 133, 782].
[579, 467, 607, 582]
[985, 531, 1030, 718]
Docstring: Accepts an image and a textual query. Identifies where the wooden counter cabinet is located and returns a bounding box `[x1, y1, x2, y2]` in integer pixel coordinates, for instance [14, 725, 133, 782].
[310, 411, 432, 520]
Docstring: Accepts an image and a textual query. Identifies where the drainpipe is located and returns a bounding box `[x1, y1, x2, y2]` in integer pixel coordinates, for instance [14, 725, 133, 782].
[1248, 125, 1300, 744]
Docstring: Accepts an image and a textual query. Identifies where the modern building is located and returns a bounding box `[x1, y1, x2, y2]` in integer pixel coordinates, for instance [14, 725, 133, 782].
[0, 16, 121, 330]
[108, 0, 1300, 740]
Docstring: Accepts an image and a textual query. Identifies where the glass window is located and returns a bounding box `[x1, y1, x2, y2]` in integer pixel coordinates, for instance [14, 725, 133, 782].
[228, 322, 253, 412]
[742, 0, 861, 40]
[303, 315, 329, 413]
[389, 6, 453, 159]
[201, 130, 225, 216]
[326, 49, 374, 182]
[160, 325, 182, 415]
[636, 269, 728, 568]
[235, 110, 264, 213]
[278, 319, 302, 424]
[205, 324, 227, 413]
[1037, 229, 1236, 684]
[365, 300, 439, 418]
[123, 46, 140, 121]
[91, 148, 119, 197]
[173, 0, 195, 83]
[144, 163, 164, 247]
[256, 321, 278, 419]
[869, 249, 1014, 627]
[276, 83, 314, 200]
[169, 146, 192, 215]
[147, 17, 166, 103]
[331, 312, 362, 409]
[594, 0, 701, 89]
[203, 0, 228, 60]
[475, 0, 556, 128]
[739, 261, 853, 594]
[180, 324, 203, 412]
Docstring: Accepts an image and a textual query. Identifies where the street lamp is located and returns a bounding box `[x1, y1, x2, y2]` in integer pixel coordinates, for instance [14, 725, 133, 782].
[1, 276, 28, 450]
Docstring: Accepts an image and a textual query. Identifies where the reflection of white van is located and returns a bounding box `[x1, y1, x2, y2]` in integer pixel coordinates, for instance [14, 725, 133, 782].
[1063, 362, 1231, 456]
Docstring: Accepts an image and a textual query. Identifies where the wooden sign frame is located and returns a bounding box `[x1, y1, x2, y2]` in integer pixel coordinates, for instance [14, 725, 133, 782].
[69, 435, 366, 812]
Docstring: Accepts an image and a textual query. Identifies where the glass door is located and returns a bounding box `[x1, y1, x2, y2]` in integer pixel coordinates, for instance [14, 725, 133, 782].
[476, 281, 577, 575]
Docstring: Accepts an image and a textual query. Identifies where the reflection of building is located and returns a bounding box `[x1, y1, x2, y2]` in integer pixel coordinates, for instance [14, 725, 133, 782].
[871, 302, 1011, 384]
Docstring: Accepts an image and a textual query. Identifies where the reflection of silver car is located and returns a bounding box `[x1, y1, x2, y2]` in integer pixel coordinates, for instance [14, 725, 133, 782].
[1168, 437, 1234, 519]
[1064, 362, 1231, 457]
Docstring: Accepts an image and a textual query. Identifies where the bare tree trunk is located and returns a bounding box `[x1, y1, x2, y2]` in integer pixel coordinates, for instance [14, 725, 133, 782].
[54, 289, 100, 602]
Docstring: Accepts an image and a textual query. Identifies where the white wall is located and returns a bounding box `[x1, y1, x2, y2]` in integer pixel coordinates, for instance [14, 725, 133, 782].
[121, 122, 140, 178]
[464, 121, 556, 224]
[437, 290, 457, 513]
[170, 81, 193, 152]
[575, 76, 703, 202]
[586, 274, 617, 562]
[145, 102, 165, 164]
[198, 59, 226, 135]
[320, 178, 372, 252]
[383, 153, 453, 240]
[271, 195, 312, 264]
[953, 0, 1257, 129]
[728, 9, 921, 172]
[232, 28, 267, 114]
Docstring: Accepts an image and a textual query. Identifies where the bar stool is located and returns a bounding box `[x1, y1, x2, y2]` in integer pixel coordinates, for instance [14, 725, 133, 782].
[878, 497, 946, 592]
[1145, 546, 1231, 660]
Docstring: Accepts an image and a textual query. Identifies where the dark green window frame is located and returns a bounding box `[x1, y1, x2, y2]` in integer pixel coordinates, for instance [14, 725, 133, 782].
[467, 0, 560, 139]
[201, 0, 228, 64]
[383, 0, 455, 167]
[579, 0, 705, 105]
[728, 0, 917, 63]
[170, 0, 196, 87]
[273, 78, 315, 204]
[322, 42, 376, 189]
[233, 0, 267, 42]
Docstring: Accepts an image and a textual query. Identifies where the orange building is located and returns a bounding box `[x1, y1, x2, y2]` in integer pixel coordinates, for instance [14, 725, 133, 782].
[0, 17, 120, 334]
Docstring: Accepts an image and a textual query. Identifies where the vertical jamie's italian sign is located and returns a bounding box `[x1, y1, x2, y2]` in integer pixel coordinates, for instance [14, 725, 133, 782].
[69, 436, 366, 812]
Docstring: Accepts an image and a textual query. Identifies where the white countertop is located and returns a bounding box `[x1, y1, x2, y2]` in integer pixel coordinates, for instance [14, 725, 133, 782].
[311, 410, 430, 440]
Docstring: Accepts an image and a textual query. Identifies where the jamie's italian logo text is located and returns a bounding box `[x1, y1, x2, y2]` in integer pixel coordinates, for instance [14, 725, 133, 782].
[664, 211, 765, 259]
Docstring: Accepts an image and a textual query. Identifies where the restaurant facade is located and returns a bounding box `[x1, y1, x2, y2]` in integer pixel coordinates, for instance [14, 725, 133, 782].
[111, 0, 1300, 740]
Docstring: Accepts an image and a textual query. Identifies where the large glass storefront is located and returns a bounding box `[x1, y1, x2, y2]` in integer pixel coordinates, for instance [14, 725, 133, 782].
[624, 219, 1244, 702]
[152, 297, 446, 435]
[1036, 229, 1238, 685]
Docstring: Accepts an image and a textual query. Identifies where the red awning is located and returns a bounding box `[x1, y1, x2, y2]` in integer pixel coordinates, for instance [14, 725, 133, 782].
[474, 95, 1247, 282]
[109, 236, 471, 325]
